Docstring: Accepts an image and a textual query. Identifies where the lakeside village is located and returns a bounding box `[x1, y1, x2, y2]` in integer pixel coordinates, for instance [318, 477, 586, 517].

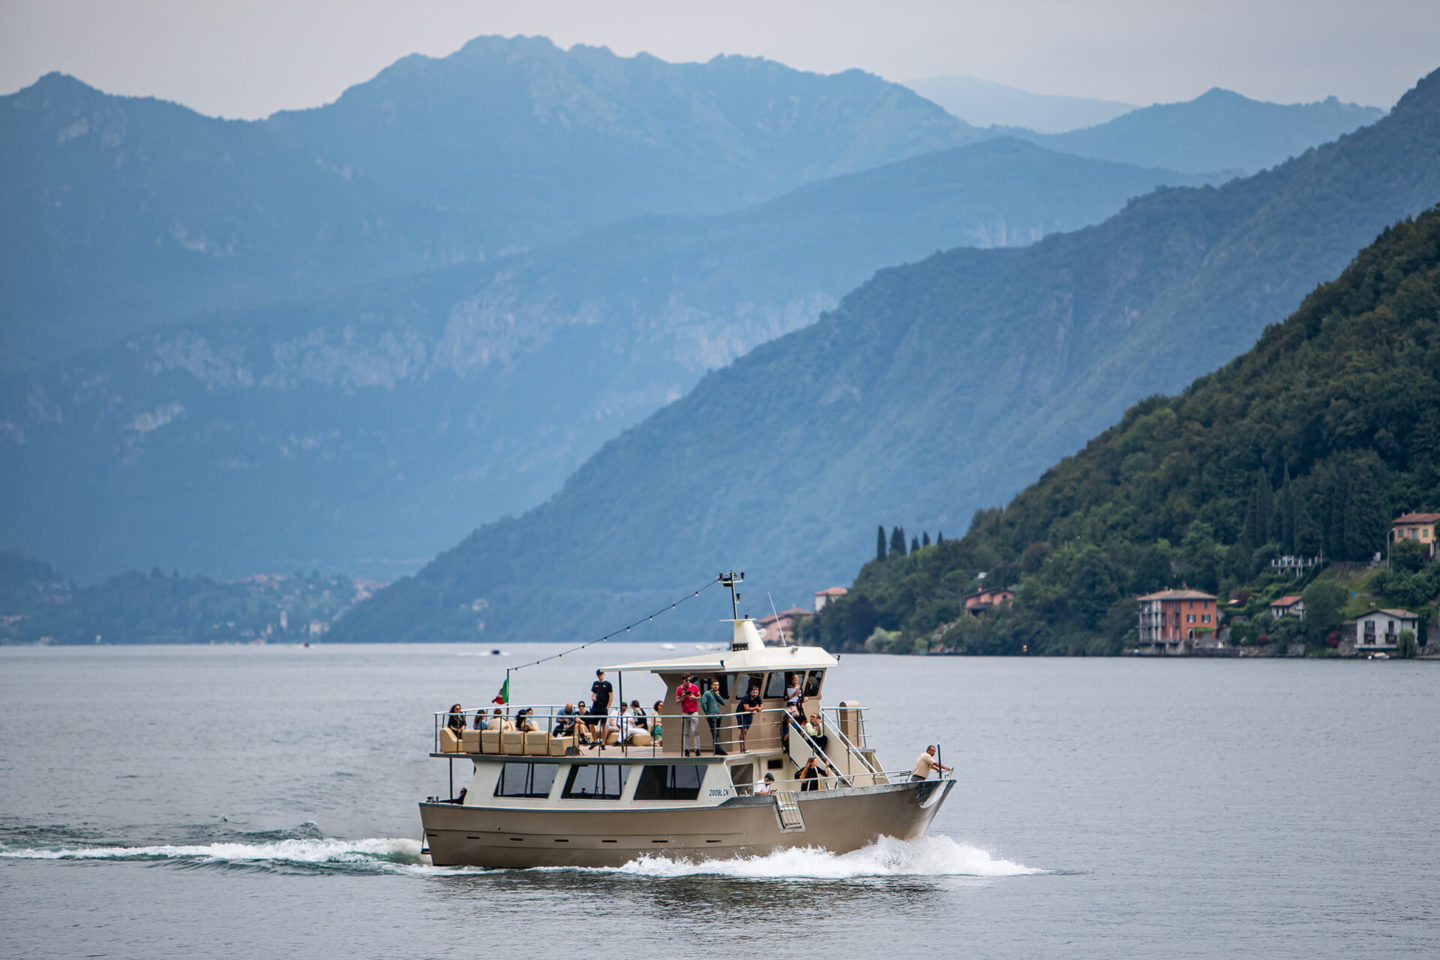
[782, 513, 1440, 659]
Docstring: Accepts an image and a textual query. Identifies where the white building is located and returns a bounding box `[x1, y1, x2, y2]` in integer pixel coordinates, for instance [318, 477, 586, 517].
[813, 586, 848, 613]
[1353, 608, 1419, 650]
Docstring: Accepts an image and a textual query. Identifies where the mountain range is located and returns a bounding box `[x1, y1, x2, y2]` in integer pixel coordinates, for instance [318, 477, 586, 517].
[333, 66, 1440, 645]
[0, 35, 1411, 597]
[1, 35, 982, 372]
[1024, 87, 1384, 175]
[0, 137, 1218, 581]
[903, 74, 1135, 133]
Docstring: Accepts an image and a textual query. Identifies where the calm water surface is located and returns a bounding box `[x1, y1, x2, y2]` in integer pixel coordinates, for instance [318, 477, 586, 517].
[1, 643, 1437, 959]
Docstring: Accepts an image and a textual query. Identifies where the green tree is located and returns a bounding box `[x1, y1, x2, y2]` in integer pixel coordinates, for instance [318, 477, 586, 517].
[876, 525, 887, 563]
[1391, 537, 1426, 574]
[1396, 628, 1417, 659]
[911, 536, 920, 553]
[922, 531, 931, 548]
[890, 526, 907, 558]
[1302, 580, 1347, 642]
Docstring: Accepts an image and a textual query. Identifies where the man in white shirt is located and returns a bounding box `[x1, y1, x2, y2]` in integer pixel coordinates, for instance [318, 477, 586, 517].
[911, 745, 951, 781]
[753, 773, 776, 795]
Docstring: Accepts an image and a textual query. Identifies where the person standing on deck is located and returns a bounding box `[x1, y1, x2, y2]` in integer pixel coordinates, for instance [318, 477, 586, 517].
[911, 745, 951, 781]
[677, 674, 702, 756]
[701, 679, 726, 755]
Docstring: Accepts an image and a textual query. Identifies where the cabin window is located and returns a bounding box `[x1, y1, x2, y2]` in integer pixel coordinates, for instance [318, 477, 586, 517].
[764, 671, 788, 699]
[633, 764, 705, 801]
[494, 762, 559, 799]
[701, 674, 732, 698]
[562, 764, 624, 799]
[741, 673, 765, 701]
[803, 670, 825, 698]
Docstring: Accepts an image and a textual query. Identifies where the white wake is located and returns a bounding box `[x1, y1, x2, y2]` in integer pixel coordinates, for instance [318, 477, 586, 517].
[0, 836, 425, 868]
[576, 834, 1042, 879]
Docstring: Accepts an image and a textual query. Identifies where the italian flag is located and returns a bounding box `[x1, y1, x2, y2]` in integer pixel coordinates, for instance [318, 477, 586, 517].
[492, 676, 509, 705]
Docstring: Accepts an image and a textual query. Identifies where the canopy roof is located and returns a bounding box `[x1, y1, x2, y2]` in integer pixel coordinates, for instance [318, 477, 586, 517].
[605, 619, 839, 674]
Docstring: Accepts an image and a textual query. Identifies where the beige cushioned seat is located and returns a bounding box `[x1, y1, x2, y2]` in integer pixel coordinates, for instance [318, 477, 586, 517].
[460, 730, 481, 753]
[524, 731, 550, 755]
[502, 731, 525, 756]
[439, 727, 462, 753]
[480, 729, 503, 754]
[628, 731, 654, 747]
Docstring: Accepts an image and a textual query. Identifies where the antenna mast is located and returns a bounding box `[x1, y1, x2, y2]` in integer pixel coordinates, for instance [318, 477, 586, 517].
[718, 570, 745, 620]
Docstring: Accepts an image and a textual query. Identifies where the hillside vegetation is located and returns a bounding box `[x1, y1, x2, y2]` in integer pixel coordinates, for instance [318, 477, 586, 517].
[808, 208, 1440, 654]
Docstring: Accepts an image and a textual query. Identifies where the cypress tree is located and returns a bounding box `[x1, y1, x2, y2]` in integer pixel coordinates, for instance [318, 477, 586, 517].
[911, 536, 920, 553]
[936, 531, 944, 544]
[890, 526, 907, 557]
[876, 525, 887, 563]
[922, 531, 931, 548]
[1277, 465, 1296, 553]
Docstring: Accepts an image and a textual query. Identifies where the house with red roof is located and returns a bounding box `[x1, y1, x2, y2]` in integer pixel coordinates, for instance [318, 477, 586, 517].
[1269, 595, 1305, 619]
[813, 587, 848, 613]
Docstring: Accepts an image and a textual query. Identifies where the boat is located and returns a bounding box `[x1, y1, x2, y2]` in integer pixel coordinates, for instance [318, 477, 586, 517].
[418, 575, 955, 868]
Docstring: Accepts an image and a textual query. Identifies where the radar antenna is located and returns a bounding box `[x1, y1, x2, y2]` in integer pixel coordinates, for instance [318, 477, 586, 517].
[718, 570, 745, 620]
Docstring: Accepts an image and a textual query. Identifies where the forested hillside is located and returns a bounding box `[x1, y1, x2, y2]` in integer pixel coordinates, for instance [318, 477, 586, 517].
[334, 67, 1440, 645]
[808, 207, 1440, 654]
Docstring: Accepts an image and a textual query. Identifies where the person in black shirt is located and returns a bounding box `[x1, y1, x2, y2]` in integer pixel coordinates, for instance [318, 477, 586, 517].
[590, 669, 614, 746]
[735, 682, 763, 752]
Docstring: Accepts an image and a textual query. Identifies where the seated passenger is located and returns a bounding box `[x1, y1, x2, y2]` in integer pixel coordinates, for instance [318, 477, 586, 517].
[492, 707, 514, 732]
[553, 702, 578, 736]
[651, 700, 665, 742]
[753, 773, 776, 795]
[474, 710, 489, 731]
[446, 703, 466, 737]
[515, 708, 538, 733]
[802, 713, 828, 752]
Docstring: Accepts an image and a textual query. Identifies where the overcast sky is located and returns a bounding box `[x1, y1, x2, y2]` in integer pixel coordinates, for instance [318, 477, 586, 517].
[3, 0, 1438, 119]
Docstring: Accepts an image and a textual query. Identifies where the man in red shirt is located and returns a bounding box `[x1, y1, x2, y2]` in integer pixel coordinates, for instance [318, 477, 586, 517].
[677, 674, 702, 756]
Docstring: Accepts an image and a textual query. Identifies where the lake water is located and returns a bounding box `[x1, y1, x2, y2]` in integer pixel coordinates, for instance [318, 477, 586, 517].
[2, 643, 1437, 959]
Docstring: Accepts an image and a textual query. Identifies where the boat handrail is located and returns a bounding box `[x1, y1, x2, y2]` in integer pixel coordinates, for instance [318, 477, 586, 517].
[434, 704, 862, 760]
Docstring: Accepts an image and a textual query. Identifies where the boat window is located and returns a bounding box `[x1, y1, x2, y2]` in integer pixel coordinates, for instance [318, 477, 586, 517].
[765, 671, 789, 699]
[633, 764, 705, 801]
[702, 674, 732, 698]
[562, 764, 624, 800]
[494, 762, 559, 799]
[804, 670, 825, 698]
[742, 673, 765, 701]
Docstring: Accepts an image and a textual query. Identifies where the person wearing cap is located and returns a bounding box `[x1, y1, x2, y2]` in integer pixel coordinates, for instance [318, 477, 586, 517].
[911, 745, 951, 781]
[753, 772, 775, 795]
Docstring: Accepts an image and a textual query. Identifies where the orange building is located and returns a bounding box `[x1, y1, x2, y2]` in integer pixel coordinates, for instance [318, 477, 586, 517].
[1137, 589, 1218, 650]
[1391, 513, 1440, 559]
[964, 586, 1015, 618]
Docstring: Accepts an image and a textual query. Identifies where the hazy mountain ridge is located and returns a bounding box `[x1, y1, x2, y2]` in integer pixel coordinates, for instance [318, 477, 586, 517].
[1025, 87, 1384, 174]
[332, 66, 1440, 644]
[0, 137, 1215, 581]
[1, 36, 981, 373]
[903, 74, 1135, 132]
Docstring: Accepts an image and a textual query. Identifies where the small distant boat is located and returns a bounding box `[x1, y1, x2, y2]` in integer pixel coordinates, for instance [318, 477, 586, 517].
[659, 643, 677, 650]
[490, 649, 502, 656]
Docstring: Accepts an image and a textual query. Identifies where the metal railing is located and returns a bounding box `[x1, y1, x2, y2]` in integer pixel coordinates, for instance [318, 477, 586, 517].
[432, 701, 946, 790]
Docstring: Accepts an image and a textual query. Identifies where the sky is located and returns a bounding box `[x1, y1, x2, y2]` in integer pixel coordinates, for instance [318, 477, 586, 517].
[3, 0, 1439, 119]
